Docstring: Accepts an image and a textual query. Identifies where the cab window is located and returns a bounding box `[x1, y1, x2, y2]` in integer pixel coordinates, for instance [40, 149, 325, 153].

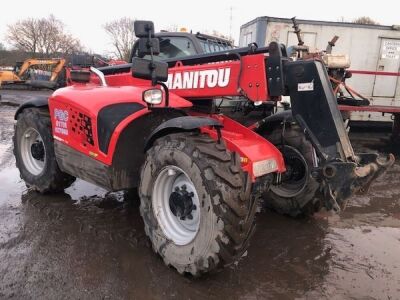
[134, 37, 197, 61]
[158, 37, 197, 59]
[198, 39, 233, 53]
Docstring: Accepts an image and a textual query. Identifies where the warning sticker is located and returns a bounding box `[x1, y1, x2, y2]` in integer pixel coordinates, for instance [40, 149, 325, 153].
[381, 40, 400, 60]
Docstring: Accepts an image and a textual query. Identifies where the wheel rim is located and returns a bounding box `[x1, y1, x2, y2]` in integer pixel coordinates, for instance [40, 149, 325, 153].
[270, 145, 309, 198]
[20, 128, 46, 176]
[152, 166, 200, 246]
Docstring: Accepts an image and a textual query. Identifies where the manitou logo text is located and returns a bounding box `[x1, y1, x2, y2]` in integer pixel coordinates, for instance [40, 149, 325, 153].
[166, 68, 231, 90]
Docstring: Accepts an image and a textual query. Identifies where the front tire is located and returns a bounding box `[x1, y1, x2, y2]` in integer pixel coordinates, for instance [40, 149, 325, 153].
[139, 132, 257, 275]
[13, 108, 75, 193]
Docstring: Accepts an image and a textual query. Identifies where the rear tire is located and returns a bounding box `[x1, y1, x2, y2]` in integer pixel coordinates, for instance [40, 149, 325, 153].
[13, 108, 76, 193]
[139, 132, 257, 276]
[261, 124, 321, 216]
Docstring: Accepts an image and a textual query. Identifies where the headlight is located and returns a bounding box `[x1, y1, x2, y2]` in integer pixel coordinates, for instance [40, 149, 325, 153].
[143, 89, 163, 105]
[253, 158, 278, 177]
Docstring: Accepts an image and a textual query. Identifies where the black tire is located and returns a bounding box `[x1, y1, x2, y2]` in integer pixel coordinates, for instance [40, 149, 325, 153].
[139, 132, 257, 276]
[13, 108, 76, 193]
[262, 124, 321, 217]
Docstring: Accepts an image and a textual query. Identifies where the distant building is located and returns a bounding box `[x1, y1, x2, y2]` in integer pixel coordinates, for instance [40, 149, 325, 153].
[240, 16, 400, 122]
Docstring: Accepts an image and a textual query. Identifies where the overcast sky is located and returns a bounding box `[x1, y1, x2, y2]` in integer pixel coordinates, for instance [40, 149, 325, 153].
[1, 0, 399, 56]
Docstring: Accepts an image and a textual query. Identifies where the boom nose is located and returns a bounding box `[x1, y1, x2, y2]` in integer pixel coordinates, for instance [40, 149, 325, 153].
[321, 153, 395, 212]
[354, 153, 395, 194]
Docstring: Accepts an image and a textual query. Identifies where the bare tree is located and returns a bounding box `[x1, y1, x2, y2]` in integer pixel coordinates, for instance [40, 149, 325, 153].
[6, 15, 83, 56]
[40, 16, 82, 54]
[104, 17, 136, 62]
[52, 34, 83, 55]
[0, 42, 5, 51]
[353, 16, 379, 25]
[6, 18, 41, 54]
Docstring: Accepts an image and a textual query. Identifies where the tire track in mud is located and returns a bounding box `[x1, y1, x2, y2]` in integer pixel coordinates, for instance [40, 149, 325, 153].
[0, 106, 16, 169]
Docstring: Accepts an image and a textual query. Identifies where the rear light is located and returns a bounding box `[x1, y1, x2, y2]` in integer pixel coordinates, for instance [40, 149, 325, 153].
[143, 89, 163, 105]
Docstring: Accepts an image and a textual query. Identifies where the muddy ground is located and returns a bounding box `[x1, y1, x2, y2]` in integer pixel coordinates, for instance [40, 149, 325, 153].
[0, 90, 399, 299]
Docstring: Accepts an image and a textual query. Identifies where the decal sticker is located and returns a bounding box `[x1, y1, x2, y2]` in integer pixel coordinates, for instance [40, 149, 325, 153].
[166, 68, 231, 90]
[54, 108, 69, 136]
[298, 81, 314, 92]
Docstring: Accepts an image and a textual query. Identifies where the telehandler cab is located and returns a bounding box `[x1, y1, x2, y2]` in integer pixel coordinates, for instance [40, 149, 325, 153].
[13, 21, 394, 275]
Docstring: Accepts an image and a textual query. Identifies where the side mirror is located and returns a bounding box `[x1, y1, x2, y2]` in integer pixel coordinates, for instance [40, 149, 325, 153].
[132, 21, 168, 86]
[134, 21, 155, 38]
[137, 38, 160, 56]
[132, 58, 168, 83]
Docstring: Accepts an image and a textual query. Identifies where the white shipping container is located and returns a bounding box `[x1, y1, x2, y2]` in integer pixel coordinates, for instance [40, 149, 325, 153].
[240, 17, 400, 123]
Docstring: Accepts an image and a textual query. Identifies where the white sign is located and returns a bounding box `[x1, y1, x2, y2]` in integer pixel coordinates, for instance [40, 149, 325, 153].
[381, 40, 400, 60]
[298, 81, 314, 92]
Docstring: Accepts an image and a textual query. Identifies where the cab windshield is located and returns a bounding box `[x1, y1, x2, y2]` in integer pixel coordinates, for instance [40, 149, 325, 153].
[197, 38, 233, 53]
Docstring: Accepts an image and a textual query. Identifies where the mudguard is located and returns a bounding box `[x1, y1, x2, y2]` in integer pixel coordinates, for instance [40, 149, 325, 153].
[199, 114, 286, 180]
[145, 116, 222, 151]
[147, 114, 286, 181]
[14, 96, 49, 120]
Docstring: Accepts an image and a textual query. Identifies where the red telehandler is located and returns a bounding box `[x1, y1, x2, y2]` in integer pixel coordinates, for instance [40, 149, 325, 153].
[13, 21, 394, 276]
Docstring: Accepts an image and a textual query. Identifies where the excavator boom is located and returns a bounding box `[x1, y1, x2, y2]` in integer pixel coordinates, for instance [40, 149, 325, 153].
[0, 58, 66, 89]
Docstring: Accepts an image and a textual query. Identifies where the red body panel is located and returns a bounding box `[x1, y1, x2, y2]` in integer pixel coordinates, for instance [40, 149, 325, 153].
[49, 84, 192, 165]
[50, 83, 283, 180]
[56, 52, 283, 182]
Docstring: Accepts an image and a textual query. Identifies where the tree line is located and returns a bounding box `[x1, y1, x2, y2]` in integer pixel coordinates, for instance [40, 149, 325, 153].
[6, 15, 82, 56]
[1, 15, 380, 66]
[2, 15, 136, 65]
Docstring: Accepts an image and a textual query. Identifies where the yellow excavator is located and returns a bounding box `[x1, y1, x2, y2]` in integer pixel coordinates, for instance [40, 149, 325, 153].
[0, 58, 66, 89]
